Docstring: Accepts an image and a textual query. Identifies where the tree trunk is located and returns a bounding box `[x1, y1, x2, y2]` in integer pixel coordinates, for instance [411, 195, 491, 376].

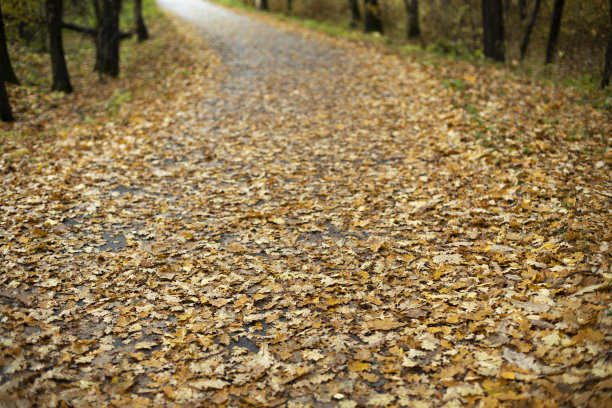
[545, 0, 565, 64]
[348, 0, 361, 28]
[404, 0, 420, 38]
[603, 0, 612, 88]
[482, 0, 505, 61]
[519, 0, 527, 21]
[95, 0, 121, 77]
[520, 0, 541, 60]
[0, 2, 18, 85]
[134, 0, 148, 41]
[364, 0, 383, 34]
[47, 0, 72, 93]
[0, 67, 14, 122]
[257, 0, 269, 11]
[286, 0, 292, 13]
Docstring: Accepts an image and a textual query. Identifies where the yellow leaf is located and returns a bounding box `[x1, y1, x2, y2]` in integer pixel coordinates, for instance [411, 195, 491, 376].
[348, 360, 371, 372]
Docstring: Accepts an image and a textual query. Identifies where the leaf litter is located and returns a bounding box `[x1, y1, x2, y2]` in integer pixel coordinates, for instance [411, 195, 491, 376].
[1, 0, 611, 406]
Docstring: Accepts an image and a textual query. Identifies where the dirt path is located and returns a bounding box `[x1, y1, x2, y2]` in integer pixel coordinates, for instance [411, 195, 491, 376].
[1, 1, 610, 406]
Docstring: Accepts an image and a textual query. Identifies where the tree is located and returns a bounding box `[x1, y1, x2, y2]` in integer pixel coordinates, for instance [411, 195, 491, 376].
[0, 2, 18, 85]
[94, 0, 122, 77]
[482, 0, 504, 61]
[520, 0, 541, 60]
[286, 0, 292, 14]
[364, 0, 383, 34]
[545, 0, 565, 64]
[348, 0, 361, 28]
[404, 0, 420, 38]
[256, 0, 268, 11]
[603, 0, 612, 88]
[47, 0, 72, 92]
[0, 67, 14, 122]
[134, 0, 148, 41]
[519, 0, 527, 21]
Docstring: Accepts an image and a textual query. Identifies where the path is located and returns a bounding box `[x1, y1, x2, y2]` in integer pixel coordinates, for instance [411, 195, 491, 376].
[1, 0, 610, 406]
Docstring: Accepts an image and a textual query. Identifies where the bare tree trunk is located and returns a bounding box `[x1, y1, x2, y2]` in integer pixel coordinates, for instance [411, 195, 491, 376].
[404, 0, 420, 38]
[603, 0, 612, 88]
[482, 0, 505, 61]
[257, 0, 269, 11]
[135, 0, 148, 41]
[0, 2, 18, 85]
[348, 0, 361, 28]
[286, 0, 292, 13]
[0, 67, 14, 122]
[95, 0, 121, 77]
[545, 0, 565, 64]
[364, 0, 383, 33]
[520, 0, 541, 60]
[47, 0, 72, 93]
[519, 0, 527, 21]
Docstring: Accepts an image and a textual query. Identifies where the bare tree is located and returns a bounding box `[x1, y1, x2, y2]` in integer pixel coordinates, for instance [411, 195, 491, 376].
[545, 0, 565, 64]
[364, 0, 383, 33]
[482, 0, 505, 61]
[134, 0, 148, 42]
[520, 0, 541, 60]
[603, 0, 612, 88]
[403, 0, 420, 38]
[94, 0, 122, 77]
[256, 0, 269, 11]
[47, 0, 72, 92]
[348, 0, 360, 28]
[0, 2, 18, 85]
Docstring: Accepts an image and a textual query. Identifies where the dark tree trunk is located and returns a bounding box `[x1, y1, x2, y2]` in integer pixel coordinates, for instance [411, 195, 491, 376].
[520, 0, 541, 60]
[0, 67, 14, 122]
[545, 0, 565, 64]
[603, 0, 612, 88]
[404, 0, 420, 38]
[519, 0, 527, 21]
[0, 3, 18, 85]
[257, 0, 268, 11]
[348, 0, 361, 28]
[134, 0, 148, 41]
[286, 0, 292, 13]
[47, 0, 72, 93]
[482, 0, 505, 61]
[95, 0, 122, 77]
[364, 0, 383, 34]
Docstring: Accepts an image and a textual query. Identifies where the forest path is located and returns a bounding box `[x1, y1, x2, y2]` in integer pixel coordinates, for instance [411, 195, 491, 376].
[1, 0, 610, 406]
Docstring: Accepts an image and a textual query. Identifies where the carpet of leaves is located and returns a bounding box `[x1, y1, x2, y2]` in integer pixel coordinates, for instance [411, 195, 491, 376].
[1, 0, 611, 406]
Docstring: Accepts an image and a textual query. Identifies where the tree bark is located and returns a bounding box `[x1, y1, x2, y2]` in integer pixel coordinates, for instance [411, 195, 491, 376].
[47, 0, 72, 93]
[545, 0, 565, 64]
[257, 0, 268, 11]
[520, 0, 541, 60]
[519, 0, 527, 21]
[0, 2, 18, 85]
[482, 0, 505, 61]
[94, 0, 122, 77]
[0, 66, 14, 122]
[348, 0, 361, 28]
[404, 0, 420, 38]
[286, 0, 292, 13]
[364, 0, 383, 34]
[603, 0, 612, 88]
[134, 0, 148, 41]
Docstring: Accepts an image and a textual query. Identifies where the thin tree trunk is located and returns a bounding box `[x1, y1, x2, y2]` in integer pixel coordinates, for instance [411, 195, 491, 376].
[286, 0, 292, 13]
[0, 3, 18, 85]
[404, 0, 420, 38]
[47, 0, 72, 93]
[545, 0, 565, 64]
[134, 0, 148, 41]
[482, 0, 505, 61]
[603, 0, 612, 88]
[348, 0, 361, 28]
[95, 0, 121, 77]
[519, 0, 527, 21]
[520, 0, 541, 60]
[0, 67, 14, 122]
[364, 0, 383, 33]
